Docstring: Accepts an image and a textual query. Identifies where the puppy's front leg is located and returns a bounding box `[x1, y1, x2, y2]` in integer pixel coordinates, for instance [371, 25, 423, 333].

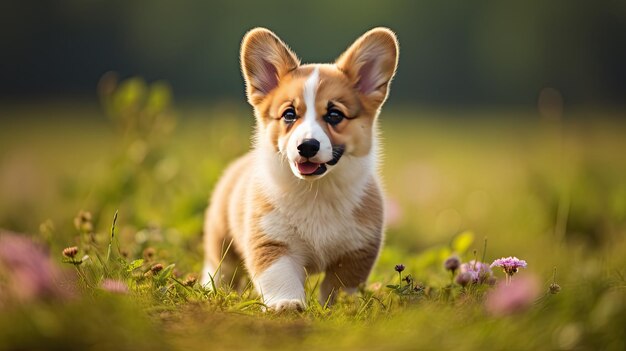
[252, 254, 306, 312]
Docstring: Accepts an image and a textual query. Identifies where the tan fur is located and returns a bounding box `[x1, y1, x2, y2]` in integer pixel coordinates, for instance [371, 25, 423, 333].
[255, 65, 377, 158]
[202, 154, 250, 280]
[320, 179, 384, 304]
[247, 194, 288, 273]
[202, 27, 398, 310]
[353, 179, 385, 233]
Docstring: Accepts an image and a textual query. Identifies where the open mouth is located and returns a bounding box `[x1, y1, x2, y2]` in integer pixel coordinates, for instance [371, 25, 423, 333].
[296, 161, 327, 176]
[295, 145, 345, 177]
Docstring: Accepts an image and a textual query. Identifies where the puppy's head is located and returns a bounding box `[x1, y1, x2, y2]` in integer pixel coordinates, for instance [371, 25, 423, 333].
[241, 28, 398, 180]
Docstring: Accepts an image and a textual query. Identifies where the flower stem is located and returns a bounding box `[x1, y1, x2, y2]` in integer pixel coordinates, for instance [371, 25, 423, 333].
[481, 237, 488, 263]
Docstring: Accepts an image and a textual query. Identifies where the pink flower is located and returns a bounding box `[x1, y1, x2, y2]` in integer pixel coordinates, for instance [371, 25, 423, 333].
[491, 256, 527, 277]
[384, 197, 403, 228]
[444, 255, 461, 273]
[459, 260, 493, 284]
[101, 279, 129, 294]
[485, 274, 540, 316]
[0, 232, 73, 304]
[455, 272, 473, 287]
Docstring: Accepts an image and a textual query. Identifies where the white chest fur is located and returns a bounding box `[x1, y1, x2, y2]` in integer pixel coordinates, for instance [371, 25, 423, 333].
[254, 147, 379, 271]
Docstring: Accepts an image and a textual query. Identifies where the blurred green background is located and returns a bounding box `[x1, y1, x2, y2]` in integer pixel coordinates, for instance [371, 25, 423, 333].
[1, 0, 626, 255]
[1, 0, 625, 106]
[1, 2, 626, 350]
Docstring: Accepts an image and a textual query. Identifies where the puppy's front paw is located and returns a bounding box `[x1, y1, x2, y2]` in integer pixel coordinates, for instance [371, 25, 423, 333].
[267, 299, 305, 313]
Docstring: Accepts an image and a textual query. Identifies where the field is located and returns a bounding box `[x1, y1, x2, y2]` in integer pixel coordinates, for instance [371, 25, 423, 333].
[0, 84, 625, 350]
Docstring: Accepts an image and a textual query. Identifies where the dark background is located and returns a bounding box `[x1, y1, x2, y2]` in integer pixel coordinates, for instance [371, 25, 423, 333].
[1, 0, 625, 108]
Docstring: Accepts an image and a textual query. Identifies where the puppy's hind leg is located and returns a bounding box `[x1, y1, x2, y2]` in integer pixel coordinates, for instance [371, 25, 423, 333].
[201, 206, 238, 289]
[202, 237, 239, 289]
[320, 244, 380, 307]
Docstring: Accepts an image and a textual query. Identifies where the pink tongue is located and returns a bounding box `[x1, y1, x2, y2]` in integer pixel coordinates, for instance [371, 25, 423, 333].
[297, 162, 320, 175]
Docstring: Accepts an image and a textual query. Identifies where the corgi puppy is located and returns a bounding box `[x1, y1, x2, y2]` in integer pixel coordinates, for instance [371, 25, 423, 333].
[202, 27, 398, 311]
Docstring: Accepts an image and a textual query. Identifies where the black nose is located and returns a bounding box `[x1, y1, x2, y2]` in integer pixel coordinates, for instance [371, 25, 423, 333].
[297, 138, 320, 158]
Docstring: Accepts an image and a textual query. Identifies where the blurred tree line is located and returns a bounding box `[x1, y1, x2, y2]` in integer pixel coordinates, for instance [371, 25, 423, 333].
[1, 0, 625, 107]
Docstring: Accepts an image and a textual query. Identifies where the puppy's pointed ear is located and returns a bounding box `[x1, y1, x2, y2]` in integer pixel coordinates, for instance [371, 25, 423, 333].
[241, 28, 300, 105]
[336, 28, 399, 106]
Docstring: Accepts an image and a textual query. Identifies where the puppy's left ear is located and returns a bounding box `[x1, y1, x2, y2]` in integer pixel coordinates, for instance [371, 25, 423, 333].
[336, 28, 399, 106]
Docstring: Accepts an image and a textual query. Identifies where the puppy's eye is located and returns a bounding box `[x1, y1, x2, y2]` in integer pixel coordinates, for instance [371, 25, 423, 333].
[282, 107, 297, 123]
[324, 108, 344, 126]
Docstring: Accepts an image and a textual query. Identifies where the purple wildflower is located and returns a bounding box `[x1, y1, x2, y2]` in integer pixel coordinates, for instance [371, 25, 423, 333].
[459, 260, 493, 284]
[101, 279, 129, 294]
[455, 272, 473, 287]
[491, 257, 527, 284]
[444, 255, 461, 274]
[394, 264, 405, 273]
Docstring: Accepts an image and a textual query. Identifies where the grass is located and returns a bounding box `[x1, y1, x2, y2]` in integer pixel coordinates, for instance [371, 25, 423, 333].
[0, 80, 625, 350]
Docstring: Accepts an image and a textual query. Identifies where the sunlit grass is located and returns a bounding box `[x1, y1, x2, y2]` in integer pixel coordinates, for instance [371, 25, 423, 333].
[0, 84, 625, 349]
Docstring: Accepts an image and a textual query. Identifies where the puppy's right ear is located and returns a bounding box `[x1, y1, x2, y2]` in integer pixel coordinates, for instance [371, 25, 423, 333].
[241, 28, 300, 105]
